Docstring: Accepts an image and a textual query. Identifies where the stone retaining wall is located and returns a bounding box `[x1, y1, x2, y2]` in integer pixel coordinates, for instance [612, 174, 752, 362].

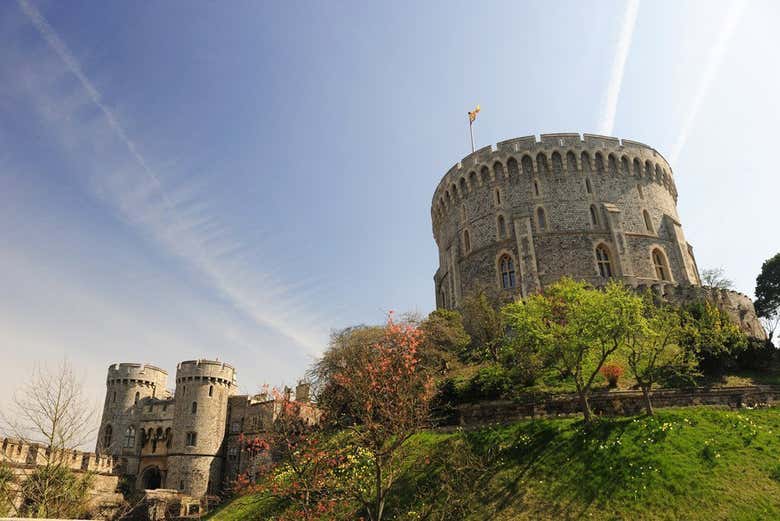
[444, 385, 780, 427]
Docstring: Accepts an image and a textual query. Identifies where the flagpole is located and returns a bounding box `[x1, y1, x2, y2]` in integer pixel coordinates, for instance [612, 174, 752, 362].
[469, 120, 475, 153]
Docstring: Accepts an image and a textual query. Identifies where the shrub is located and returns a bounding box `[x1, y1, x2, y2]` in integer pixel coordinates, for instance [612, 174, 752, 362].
[466, 365, 512, 400]
[600, 364, 624, 388]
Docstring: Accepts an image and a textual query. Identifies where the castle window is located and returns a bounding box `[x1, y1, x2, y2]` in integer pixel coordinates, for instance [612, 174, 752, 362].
[552, 151, 563, 175]
[186, 432, 197, 446]
[537, 153, 550, 175]
[533, 180, 540, 196]
[637, 183, 644, 199]
[182, 385, 186, 395]
[536, 207, 547, 231]
[581, 152, 591, 173]
[633, 158, 642, 176]
[134, 392, 140, 405]
[112, 391, 116, 403]
[590, 205, 599, 227]
[463, 230, 471, 254]
[499, 255, 516, 289]
[231, 422, 240, 433]
[459, 178, 467, 195]
[595, 152, 605, 175]
[621, 156, 630, 175]
[608, 154, 618, 175]
[460, 204, 466, 222]
[504, 159, 516, 179]
[228, 447, 238, 460]
[191, 401, 198, 414]
[103, 425, 113, 448]
[209, 385, 214, 397]
[643, 210, 653, 233]
[566, 151, 578, 173]
[645, 160, 653, 178]
[495, 188, 501, 205]
[497, 215, 507, 239]
[585, 178, 592, 194]
[469, 170, 478, 188]
[652, 248, 671, 281]
[521, 155, 534, 176]
[595, 245, 613, 278]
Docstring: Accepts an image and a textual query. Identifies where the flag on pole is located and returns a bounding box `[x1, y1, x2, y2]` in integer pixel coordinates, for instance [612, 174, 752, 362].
[468, 104, 480, 123]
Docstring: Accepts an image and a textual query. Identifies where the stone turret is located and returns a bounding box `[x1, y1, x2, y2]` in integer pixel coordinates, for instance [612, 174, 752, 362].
[166, 360, 235, 497]
[97, 363, 168, 475]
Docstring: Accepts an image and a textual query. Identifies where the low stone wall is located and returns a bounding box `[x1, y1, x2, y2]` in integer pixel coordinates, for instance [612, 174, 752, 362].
[445, 385, 780, 427]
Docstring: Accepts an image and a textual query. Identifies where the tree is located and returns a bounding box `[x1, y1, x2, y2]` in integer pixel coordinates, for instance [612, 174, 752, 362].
[502, 279, 643, 424]
[701, 267, 734, 290]
[418, 309, 470, 372]
[625, 301, 692, 415]
[319, 313, 434, 521]
[678, 300, 747, 373]
[460, 291, 504, 362]
[755, 252, 780, 346]
[0, 359, 97, 518]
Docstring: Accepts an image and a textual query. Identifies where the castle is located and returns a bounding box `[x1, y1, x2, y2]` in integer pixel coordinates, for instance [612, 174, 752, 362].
[431, 133, 765, 337]
[95, 359, 316, 499]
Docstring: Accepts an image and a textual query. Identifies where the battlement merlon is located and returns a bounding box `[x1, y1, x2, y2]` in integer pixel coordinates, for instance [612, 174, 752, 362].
[106, 363, 169, 388]
[175, 359, 236, 386]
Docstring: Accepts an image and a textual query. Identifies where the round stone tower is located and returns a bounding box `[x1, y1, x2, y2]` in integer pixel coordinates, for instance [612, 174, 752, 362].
[431, 133, 702, 308]
[97, 363, 168, 475]
[166, 359, 236, 497]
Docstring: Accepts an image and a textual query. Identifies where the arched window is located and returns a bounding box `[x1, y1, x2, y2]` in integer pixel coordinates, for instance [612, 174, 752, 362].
[505, 159, 516, 179]
[644, 160, 653, 178]
[608, 154, 618, 175]
[463, 230, 471, 253]
[499, 255, 516, 289]
[536, 207, 547, 231]
[480, 167, 490, 184]
[209, 385, 214, 397]
[633, 158, 642, 176]
[590, 205, 599, 226]
[652, 249, 671, 281]
[566, 151, 578, 173]
[497, 215, 507, 239]
[134, 392, 140, 405]
[521, 155, 534, 176]
[655, 164, 663, 181]
[537, 153, 550, 175]
[123, 426, 136, 448]
[581, 152, 592, 173]
[621, 156, 630, 175]
[191, 401, 198, 414]
[103, 425, 113, 448]
[595, 245, 613, 278]
[470, 170, 478, 188]
[552, 151, 563, 175]
[459, 178, 467, 195]
[585, 178, 592, 194]
[643, 210, 653, 233]
[595, 152, 605, 174]
[495, 188, 501, 206]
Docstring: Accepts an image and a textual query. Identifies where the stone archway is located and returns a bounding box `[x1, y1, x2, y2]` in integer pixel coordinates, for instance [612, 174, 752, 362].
[141, 466, 162, 490]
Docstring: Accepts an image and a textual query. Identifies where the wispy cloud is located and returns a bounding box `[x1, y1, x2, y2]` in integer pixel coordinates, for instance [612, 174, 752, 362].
[669, 0, 747, 164]
[16, 0, 332, 355]
[598, 0, 640, 136]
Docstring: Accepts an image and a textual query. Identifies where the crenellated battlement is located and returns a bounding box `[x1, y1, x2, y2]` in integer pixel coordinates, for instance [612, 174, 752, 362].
[1, 437, 117, 474]
[106, 362, 168, 388]
[434, 133, 675, 222]
[175, 359, 235, 387]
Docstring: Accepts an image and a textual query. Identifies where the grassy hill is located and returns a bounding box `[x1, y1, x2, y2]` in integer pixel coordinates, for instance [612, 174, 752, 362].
[209, 406, 780, 520]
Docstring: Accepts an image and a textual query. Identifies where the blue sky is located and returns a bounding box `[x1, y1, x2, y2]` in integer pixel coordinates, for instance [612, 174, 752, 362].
[1, 0, 777, 410]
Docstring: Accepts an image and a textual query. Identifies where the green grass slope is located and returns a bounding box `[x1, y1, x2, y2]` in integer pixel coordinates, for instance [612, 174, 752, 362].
[209, 407, 780, 520]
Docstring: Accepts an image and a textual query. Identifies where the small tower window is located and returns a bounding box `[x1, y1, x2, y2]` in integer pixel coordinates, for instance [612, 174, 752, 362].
[134, 392, 140, 405]
[652, 248, 671, 281]
[596, 244, 613, 278]
[536, 207, 547, 231]
[123, 426, 135, 448]
[585, 178, 592, 194]
[191, 401, 198, 414]
[590, 205, 599, 227]
[533, 180, 540, 196]
[499, 255, 516, 289]
[112, 391, 116, 403]
[464, 230, 471, 253]
[103, 425, 113, 448]
[186, 432, 198, 446]
[495, 188, 501, 205]
[497, 215, 507, 239]
[209, 385, 214, 397]
[643, 210, 653, 233]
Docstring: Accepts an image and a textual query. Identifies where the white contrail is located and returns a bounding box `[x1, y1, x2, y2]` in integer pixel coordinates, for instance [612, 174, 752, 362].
[669, 0, 747, 165]
[598, 0, 640, 136]
[17, 0, 329, 354]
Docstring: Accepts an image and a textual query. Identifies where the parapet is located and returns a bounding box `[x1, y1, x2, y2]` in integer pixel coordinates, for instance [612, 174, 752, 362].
[1, 437, 116, 475]
[175, 359, 236, 387]
[106, 363, 169, 388]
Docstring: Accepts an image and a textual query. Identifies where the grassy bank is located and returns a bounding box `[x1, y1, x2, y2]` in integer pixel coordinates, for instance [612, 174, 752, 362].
[209, 406, 780, 520]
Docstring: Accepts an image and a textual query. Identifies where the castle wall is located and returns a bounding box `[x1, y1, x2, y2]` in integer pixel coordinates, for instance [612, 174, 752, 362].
[432, 134, 694, 309]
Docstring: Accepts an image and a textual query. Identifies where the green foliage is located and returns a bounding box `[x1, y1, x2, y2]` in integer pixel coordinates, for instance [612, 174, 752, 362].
[211, 407, 780, 520]
[460, 291, 504, 362]
[19, 465, 94, 519]
[755, 252, 780, 320]
[418, 309, 470, 372]
[0, 463, 16, 517]
[679, 300, 748, 374]
[466, 365, 513, 401]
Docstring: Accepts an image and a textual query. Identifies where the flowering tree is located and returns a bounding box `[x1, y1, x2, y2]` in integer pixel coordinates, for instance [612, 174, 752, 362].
[325, 313, 435, 521]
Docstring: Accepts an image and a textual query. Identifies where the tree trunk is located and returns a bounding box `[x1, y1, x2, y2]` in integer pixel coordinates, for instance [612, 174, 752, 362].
[374, 460, 384, 521]
[578, 389, 592, 424]
[641, 385, 654, 416]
